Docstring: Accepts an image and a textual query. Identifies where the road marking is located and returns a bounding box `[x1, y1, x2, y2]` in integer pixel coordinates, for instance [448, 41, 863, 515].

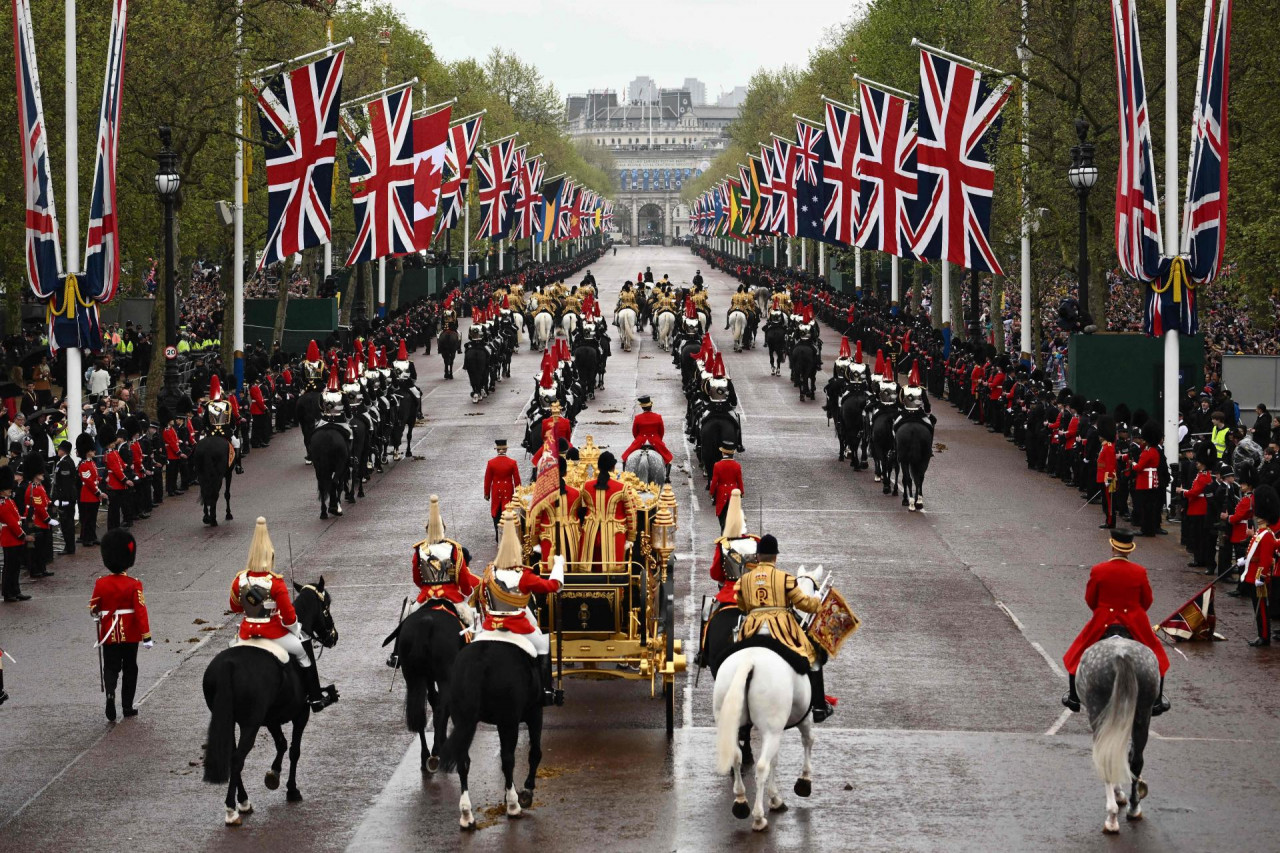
[1044, 709, 1072, 736]
[993, 600, 1072, 736]
[681, 430, 701, 734]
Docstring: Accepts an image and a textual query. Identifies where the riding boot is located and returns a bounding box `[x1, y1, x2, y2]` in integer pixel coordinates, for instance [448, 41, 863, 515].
[1151, 678, 1170, 716]
[807, 669, 832, 723]
[493, 515, 500, 543]
[0, 668, 7, 706]
[1062, 673, 1081, 712]
[300, 662, 337, 713]
[539, 654, 562, 707]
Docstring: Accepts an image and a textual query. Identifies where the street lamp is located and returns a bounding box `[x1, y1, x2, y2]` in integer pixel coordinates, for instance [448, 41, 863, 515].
[1067, 118, 1098, 334]
[155, 126, 181, 405]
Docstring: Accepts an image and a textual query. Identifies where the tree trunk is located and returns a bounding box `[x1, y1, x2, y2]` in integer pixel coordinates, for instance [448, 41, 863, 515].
[949, 270, 965, 341]
[5, 283, 21, 336]
[339, 264, 356, 327]
[992, 274, 1006, 353]
[272, 258, 292, 354]
[389, 257, 404, 313]
[364, 262, 375, 318]
[930, 264, 942, 328]
[911, 261, 923, 317]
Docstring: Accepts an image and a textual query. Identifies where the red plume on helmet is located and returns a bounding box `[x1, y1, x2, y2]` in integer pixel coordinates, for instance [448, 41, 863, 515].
[854, 340, 863, 364]
[874, 349, 886, 377]
[909, 359, 921, 388]
[377, 346, 388, 368]
[344, 356, 358, 385]
[685, 299, 697, 320]
[539, 358, 554, 389]
[306, 339, 321, 363]
[326, 358, 340, 391]
[209, 374, 222, 401]
[901, 330, 912, 357]
[839, 336, 852, 359]
[502, 294, 510, 309]
[696, 333, 712, 363]
[351, 345, 363, 373]
[397, 339, 409, 361]
[712, 352, 726, 379]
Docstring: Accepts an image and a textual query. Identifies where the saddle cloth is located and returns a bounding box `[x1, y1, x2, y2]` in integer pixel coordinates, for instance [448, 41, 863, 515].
[472, 631, 537, 658]
[231, 636, 290, 664]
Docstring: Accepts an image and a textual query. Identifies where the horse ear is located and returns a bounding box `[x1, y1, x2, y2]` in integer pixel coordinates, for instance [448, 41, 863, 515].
[316, 576, 325, 592]
[293, 581, 304, 593]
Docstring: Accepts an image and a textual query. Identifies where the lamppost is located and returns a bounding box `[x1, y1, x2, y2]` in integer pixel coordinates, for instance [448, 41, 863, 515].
[154, 126, 181, 401]
[1067, 118, 1098, 333]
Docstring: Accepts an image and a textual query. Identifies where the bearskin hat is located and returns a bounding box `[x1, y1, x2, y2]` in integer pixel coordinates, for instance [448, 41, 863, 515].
[1254, 484, 1280, 527]
[1141, 422, 1162, 446]
[102, 528, 137, 574]
[1096, 415, 1116, 443]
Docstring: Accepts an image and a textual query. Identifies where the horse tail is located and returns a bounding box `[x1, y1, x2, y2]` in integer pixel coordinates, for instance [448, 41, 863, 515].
[715, 658, 754, 775]
[202, 659, 237, 784]
[439, 655, 483, 773]
[1091, 651, 1138, 787]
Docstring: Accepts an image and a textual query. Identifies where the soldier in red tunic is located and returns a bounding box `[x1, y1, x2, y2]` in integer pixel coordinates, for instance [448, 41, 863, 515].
[483, 439, 521, 541]
[76, 433, 103, 547]
[709, 443, 744, 530]
[621, 395, 673, 476]
[709, 489, 758, 608]
[229, 517, 336, 712]
[21, 453, 53, 578]
[1237, 485, 1279, 646]
[103, 430, 134, 530]
[1062, 529, 1171, 716]
[1095, 416, 1118, 529]
[479, 510, 565, 705]
[0, 466, 32, 602]
[90, 528, 151, 720]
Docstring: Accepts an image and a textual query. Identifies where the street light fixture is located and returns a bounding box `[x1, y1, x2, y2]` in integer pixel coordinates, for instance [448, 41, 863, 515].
[155, 126, 181, 412]
[1068, 117, 1098, 334]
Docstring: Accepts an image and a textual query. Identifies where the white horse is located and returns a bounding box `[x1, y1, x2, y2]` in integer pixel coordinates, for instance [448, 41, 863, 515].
[508, 310, 524, 345]
[696, 309, 711, 331]
[728, 309, 749, 353]
[616, 307, 637, 352]
[655, 309, 676, 351]
[561, 312, 580, 338]
[754, 285, 772, 316]
[713, 567, 822, 832]
[533, 310, 554, 351]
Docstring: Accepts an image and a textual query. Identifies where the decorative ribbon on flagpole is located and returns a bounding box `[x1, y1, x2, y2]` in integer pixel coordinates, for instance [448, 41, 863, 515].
[1150, 255, 1193, 303]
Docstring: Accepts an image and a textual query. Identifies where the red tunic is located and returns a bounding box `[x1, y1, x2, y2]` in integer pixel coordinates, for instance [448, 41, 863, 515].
[91, 573, 152, 644]
[574, 478, 635, 568]
[709, 458, 744, 515]
[104, 449, 129, 491]
[0, 497, 24, 547]
[1183, 471, 1211, 516]
[163, 426, 182, 460]
[1063, 415, 1080, 451]
[1228, 493, 1253, 544]
[249, 384, 267, 416]
[25, 483, 50, 529]
[987, 371, 1005, 401]
[1240, 527, 1277, 585]
[1133, 446, 1162, 490]
[79, 459, 101, 503]
[229, 571, 298, 640]
[531, 416, 573, 466]
[412, 540, 479, 604]
[621, 411, 673, 464]
[483, 454, 521, 517]
[480, 568, 561, 633]
[532, 484, 580, 570]
[1096, 441, 1116, 484]
[1062, 557, 1170, 676]
[710, 534, 760, 604]
[130, 440, 147, 477]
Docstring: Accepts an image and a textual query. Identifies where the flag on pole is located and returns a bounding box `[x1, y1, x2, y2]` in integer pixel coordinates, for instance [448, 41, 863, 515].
[822, 99, 860, 247]
[769, 137, 798, 237]
[755, 146, 775, 235]
[537, 175, 564, 244]
[1181, 0, 1232, 285]
[82, 0, 129, 313]
[343, 85, 415, 265]
[409, 102, 451, 251]
[434, 112, 483, 236]
[1112, 0, 1165, 284]
[794, 118, 836, 244]
[556, 180, 577, 240]
[515, 155, 544, 240]
[855, 82, 919, 259]
[475, 138, 517, 239]
[910, 49, 1010, 273]
[255, 49, 345, 269]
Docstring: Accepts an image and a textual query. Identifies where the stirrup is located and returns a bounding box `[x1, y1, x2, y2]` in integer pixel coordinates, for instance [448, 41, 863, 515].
[810, 703, 832, 723]
[1151, 696, 1170, 717]
[1061, 692, 1081, 713]
[385, 653, 399, 669]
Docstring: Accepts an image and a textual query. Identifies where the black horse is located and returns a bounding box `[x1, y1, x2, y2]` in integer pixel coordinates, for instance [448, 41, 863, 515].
[764, 320, 789, 377]
[870, 407, 899, 496]
[346, 412, 372, 502]
[387, 603, 467, 772]
[307, 424, 349, 519]
[440, 640, 545, 829]
[699, 412, 742, 478]
[193, 434, 234, 526]
[438, 327, 461, 379]
[790, 340, 818, 401]
[202, 581, 339, 826]
[297, 389, 322, 464]
[573, 342, 600, 401]
[463, 341, 489, 403]
[895, 418, 933, 511]
[838, 390, 869, 469]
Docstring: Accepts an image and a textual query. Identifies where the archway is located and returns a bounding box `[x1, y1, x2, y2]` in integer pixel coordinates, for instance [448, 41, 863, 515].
[614, 203, 633, 238]
[637, 203, 665, 245]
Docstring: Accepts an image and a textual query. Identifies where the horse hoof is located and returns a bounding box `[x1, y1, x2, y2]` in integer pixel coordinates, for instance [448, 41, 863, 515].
[1136, 779, 1148, 800]
[319, 511, 328, 520]
[225, 809, 241, 827]
[518, 788, 534, 808]
[460, 819, 476, 832]
[286, 788, 303, 803]
[264, 770, 280, 790]
[794, 778, 812, 798]
[732, 800, 751, 820]
[225, 513, 233, 521]
[1103, 818, 1120, 834]
[1126, 806, 1143, 821]
[506, 804, 523, 818]
[237, 800, 253, 814]
[426, 755, 440, 774]
[210, 519, 218, 527]
[752, 816, 769, 832]
[334, 506, 343, 516]
[769, 800, 788, 813]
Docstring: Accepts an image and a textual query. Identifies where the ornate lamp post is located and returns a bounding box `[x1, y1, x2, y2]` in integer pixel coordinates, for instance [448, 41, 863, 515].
[1067, 118, 1099, 333]
[155, 126, 181, 398]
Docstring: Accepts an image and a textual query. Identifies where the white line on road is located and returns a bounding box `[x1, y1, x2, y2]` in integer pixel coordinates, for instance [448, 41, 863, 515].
[994, 600, 1072, 736]
[1044, 709, 1072, 736]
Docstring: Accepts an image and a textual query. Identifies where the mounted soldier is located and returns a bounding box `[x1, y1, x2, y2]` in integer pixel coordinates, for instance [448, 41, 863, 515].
[709, 489, 758, 612]
[621, 395, 673, 479]
[896, 360, 935, 431]
[228, 517, 338, 713]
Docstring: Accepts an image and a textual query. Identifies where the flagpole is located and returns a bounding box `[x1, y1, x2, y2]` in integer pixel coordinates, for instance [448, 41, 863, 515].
[462, 179, 470, 280]
[233, 0, 245, 390]
[854, 247, 862, 293]
[1163, 0, 1180, 475]
[1018, 0, 1032, 359]
[64, 0, 82, 450]
[377, 41, 388, 318]
[941, 260, 951, 325]
[890, 256, 899, 304]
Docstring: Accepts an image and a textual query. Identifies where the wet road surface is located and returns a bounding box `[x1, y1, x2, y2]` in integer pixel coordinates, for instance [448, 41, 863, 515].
[1, 246, 1277, 852]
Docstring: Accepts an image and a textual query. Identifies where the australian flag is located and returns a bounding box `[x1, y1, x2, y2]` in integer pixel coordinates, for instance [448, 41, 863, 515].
[793, 118, 837, 244]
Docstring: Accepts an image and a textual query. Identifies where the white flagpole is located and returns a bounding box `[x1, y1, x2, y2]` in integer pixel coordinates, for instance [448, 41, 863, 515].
[890, 256, 899, 303]
[64, 0, 81, 449]
[800, 238, 807, 271]
[1019, 0, 1032, 359]
[818, 241, 825, 279]
[854, 247, 862, 293]
[1163, 0, 1180, 472]
[377, 49, 387, 317]
[462, 180, 470, 279]
[233, 0, 245, 388]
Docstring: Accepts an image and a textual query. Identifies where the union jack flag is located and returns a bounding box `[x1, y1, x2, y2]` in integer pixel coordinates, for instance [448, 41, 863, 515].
[755, 145, 775, 235]
[255, 50, 344, 269]
[1182, 0, 1232, 284]
[514, 155, 544, 240]
[910, 50, 1010, 273]
[82, 0, 128, 309]
[793, 120, 823, 185]
[343, 85, 415, 265]
[434, 113, 484, 236]
[769, 137, 797, 237]
[1112, 0, 1164, 283]
[823, 99, 860, 247]
[856, 82, 918, 259]
[556, 180, 577, 240]
[475, 138, 517, 238]
[14, 0, 64, 308]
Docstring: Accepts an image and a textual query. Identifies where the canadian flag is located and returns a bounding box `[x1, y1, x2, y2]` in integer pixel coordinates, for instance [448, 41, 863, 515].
[410, 105, 452, 250]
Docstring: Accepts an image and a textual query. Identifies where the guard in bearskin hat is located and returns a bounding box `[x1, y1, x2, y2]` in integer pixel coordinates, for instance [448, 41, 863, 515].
[0, 465, 32, 602]
[1239, 484, 1280, 646]
[90, 528, 152, 720]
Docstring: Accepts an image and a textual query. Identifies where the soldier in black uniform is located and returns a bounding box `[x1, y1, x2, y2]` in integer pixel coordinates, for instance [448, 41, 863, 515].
[51, 439, 77, 555]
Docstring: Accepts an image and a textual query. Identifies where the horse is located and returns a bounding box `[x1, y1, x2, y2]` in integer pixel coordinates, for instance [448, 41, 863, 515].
[201, 580, 339, 826]
[440, 639, 545, 829]
[789, 341, 818, 402]
[624, 444, 667, 484]
[532, 310, 555, 352]
[1077, 635, 1159, 833]
[463, 342, 489, 403]
[507, 310, 524, 346]
[895, 418, 933, 511]
[306, 424, 348, 519]
[297, 389, 321, 464]
[387, 602, 467, 773]
[655, 308, 677, 351]
[193, 434, 235, 526]
[753, 285, 772, 316]
[572, 342, 601, 402]
[699, 412, 741, 479]
[869, 406, 899, 495]
[560, 310, 580, 339]
[616, 307, 638, 352]
[837, 390, 868, 469]
[764, 320, 789, 377]
[346, 411, 372, 502]
[438, 327, 461, 379]
[728, 309, 749, 353]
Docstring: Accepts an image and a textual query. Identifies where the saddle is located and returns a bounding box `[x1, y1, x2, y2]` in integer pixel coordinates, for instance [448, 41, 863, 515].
[473, 630, 537, 658]
[1102, 625, 1134, 641]
[710, 632, 810, 676]
[230, 636, 289, 665]
[422, 598, 468, 633]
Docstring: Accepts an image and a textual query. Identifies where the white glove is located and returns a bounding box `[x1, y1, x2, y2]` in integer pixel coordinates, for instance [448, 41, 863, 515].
[143, 640, 154, 649]
[1256, 577, 1267, 587]
[1237, 557, 1246, 568]
[549, 554, 565, 585]
[49, 519, 59, 528]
